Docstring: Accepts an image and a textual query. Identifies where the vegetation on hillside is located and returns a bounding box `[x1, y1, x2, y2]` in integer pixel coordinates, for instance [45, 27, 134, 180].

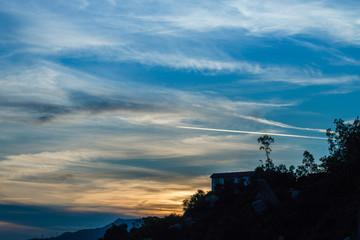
[99, 118, 360, 240]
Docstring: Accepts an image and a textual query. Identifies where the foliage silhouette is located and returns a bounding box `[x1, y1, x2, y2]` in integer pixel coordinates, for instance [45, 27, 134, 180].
[98, 224, 128, 240]
[257, 135, 275, 172]
[321, 117, 360, 173]
[182, 190, 206, 216]
[296, 150, 319, 177]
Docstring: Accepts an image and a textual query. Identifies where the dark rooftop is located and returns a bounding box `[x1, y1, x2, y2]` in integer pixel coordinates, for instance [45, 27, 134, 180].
[210, 171, 255, 178]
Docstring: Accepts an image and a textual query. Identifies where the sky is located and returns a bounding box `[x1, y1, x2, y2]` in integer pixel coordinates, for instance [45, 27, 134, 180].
[0, 0, 359, 239]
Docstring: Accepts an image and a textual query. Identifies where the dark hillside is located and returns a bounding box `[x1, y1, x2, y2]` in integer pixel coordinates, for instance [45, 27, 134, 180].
[29, 219, 137, 240]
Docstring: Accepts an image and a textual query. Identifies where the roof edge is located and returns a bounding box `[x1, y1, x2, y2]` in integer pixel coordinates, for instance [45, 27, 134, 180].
[210, 171, 255, 178]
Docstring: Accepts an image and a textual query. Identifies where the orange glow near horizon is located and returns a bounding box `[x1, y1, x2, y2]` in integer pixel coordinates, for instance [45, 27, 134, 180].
[0, 176, 211, 217]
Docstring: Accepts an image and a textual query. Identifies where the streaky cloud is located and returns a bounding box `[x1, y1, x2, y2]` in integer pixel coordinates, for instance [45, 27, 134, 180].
[155, 0, 360, 45]
[177, 126, 327, 140]
[0, 221, 41, 231]
[111, 51, 263, 74]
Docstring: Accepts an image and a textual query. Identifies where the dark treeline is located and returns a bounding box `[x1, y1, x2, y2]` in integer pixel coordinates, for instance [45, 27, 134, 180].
[99, 118, 360, 240]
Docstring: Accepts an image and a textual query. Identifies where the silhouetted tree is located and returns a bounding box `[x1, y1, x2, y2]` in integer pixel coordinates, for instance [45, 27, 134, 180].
[275, 163, 288, 173]
[288, 165, 295, 173]
[182, 189, 206, 215]
[257, 135, 275, 171]
[320, 117, 360, 173]
[98, 224, 128, 240]
[296, 150, 318, 177]
[129, 215, 183, 240]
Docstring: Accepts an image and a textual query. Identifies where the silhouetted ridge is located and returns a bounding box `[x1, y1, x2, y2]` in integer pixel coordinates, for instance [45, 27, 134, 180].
[29, 218, 137, 240]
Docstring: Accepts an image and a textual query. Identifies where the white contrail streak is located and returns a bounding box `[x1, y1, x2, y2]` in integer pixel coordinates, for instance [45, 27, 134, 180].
[234, 114, 327, 133]
[177, 126, 327, 140]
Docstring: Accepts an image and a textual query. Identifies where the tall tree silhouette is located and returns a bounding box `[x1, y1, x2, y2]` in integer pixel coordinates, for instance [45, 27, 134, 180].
[257, 135, 275, 171]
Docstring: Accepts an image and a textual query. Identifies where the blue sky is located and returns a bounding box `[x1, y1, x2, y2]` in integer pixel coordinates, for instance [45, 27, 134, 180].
[0, 0, 359, 239]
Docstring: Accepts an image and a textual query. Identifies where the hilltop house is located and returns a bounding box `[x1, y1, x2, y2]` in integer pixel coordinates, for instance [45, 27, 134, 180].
[210, 171, 255, 191]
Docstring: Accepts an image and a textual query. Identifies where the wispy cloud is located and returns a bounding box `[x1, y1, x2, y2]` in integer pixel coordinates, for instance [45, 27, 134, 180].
[0, 60, 301, 125]
[0, 149, 210, 215]
[262, 73, 360, 86]
[111, 51, 263, 74]
[147, 0, 360, 45]
[0, 62, 175, 123]
[0, 221, 41, 231]
[0, 151, 100, 179]
[2, 0, 359, 80]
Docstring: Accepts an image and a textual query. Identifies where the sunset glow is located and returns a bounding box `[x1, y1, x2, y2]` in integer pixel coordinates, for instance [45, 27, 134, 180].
[0, 0, 359, 239]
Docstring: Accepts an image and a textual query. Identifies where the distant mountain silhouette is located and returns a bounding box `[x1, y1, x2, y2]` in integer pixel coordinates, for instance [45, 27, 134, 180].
[29, 218, 138, 240]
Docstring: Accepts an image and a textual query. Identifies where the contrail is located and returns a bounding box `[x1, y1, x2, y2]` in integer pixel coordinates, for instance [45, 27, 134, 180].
[177, 126, 327, 140]
[234, 114, 327, 133]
